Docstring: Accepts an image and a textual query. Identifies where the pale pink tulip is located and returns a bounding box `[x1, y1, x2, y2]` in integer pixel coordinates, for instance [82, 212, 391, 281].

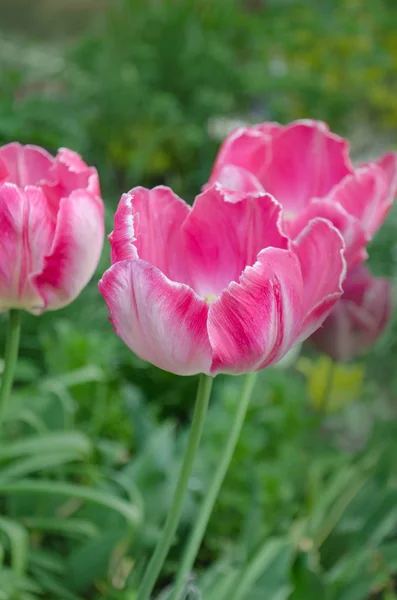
[99, 185, 346, 376]
[311, 265, 392, 362]
[207, 120, 397, 268]
[0, 143, 104, 313]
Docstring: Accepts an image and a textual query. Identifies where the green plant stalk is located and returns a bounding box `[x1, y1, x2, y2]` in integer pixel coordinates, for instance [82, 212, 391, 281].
[0, 310, 21, 431]
[171, 371, 259, 600]
[137, 374, 214, 600]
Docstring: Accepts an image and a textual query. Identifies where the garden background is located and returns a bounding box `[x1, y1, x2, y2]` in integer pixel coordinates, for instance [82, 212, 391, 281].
[1, 0, 397, 598]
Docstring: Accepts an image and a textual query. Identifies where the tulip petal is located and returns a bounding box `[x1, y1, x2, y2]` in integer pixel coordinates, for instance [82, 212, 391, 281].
[205, 164, 265, 194]
[262, 120, 353, 212]
[33, 190, 104, 311]
[208, 127, 273, 188]
[288, 199, 368, 268]
[0, 184, 54, 312]
[373, 151, 397, 222]
[0, 159, 8, 184]
[312, 266, 392, 361]
[54, 148, 101, 198]
[324, 165, 389, 237]
[292, 218, 346, 338]
[183, 185, 288, 298]
[99, 259, 212, 376]
[208, 248, 304, 374]
[0, 142, 54, 187]
[110, 186, 191, 284]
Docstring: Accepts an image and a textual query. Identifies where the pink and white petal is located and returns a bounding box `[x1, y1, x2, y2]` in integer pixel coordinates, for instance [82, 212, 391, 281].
[0, 184, 54, 312]
[33, 190, 104, 311]
[54, 148, 101, 197]
[0, 143, 55, 187]
[208, 248, 304, 375]
[183, 185, 288, 298]
[208, 127, 272, 188]
[110, 186, 191, 284]
[99, 259, 212, 376]
[292, 218, 346, 338]
[288, 200, 368, 268]
[204, 164, 265, 195]
[326, 165, 388, 236]
[262, 120, 353, 212]
[109, 193, 139, 263]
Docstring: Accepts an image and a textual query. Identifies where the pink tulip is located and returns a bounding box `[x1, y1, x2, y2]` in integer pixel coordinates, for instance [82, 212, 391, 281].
[99, 185, 346, 376]
[0, 143, 104, 314]
[207, 120, 397, 268]
[311, 265, 392, 362]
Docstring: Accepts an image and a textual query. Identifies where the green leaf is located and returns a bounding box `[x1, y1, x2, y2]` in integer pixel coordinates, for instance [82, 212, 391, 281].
[24, 517, 98, 539]
[0, 479, 142, 526]
[31, 566, 85, 600]
[229, 538, 293, 600]
[0, 431, 92, 462]
[65, 529, 129, 593]
[0, 516, 28, 575]
[40, 364, 105, 389]
[0, 451, 89, 483]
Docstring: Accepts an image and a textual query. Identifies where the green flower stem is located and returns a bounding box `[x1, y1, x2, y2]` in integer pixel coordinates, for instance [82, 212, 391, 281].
[137, 374, 214, 600]
[171, 371, 259, 600]
[0, 310, 21, 431]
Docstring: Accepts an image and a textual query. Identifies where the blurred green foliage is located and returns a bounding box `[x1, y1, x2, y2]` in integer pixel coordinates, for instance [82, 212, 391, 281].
[1, 0, 397, 598]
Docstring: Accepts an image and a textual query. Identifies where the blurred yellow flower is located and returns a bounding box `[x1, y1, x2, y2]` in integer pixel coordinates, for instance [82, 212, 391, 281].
[297, 355, 364, 413]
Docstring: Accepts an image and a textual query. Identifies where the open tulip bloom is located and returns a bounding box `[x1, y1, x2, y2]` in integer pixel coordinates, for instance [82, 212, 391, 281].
[99, 184, 346, 376]
[0, 142, 104, 313]
[99, 182, 348, 600]
[207, 119, 397, 269]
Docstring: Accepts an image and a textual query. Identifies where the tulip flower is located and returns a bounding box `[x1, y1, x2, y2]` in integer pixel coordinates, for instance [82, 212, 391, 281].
[207, 120, 397, 268]
[311, 265, 392, 362]
[99, 184, 346, 376]
[0, 142, 104, 313]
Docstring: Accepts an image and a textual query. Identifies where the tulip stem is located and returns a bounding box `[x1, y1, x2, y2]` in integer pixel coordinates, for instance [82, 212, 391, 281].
[170, 371, 259, 600]
[0, 310, 21, 432]
[137, 374, 213, 600]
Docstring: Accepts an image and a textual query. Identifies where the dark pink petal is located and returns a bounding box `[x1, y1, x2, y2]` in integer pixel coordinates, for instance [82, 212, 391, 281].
[208, 127, 273, 189]
[288, 200, 368, 268]
[376, 152, 397, 195]
[292, 218, 346, 338]
[312, 266, 392, 361]
[183, 185, 288, 298]
[0, 158, 8, 184]
[262, 120, 353, 212]
[0, 183, 54, 313]
[208, 248, 304, 374]
[373, 151, 397, 226]
[33, 190, 104, 311]
[98, 259, 212, 376]
[110, 186, 191, 284]
[325, 165, 389, 237]
[0, 143, 55, 187]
